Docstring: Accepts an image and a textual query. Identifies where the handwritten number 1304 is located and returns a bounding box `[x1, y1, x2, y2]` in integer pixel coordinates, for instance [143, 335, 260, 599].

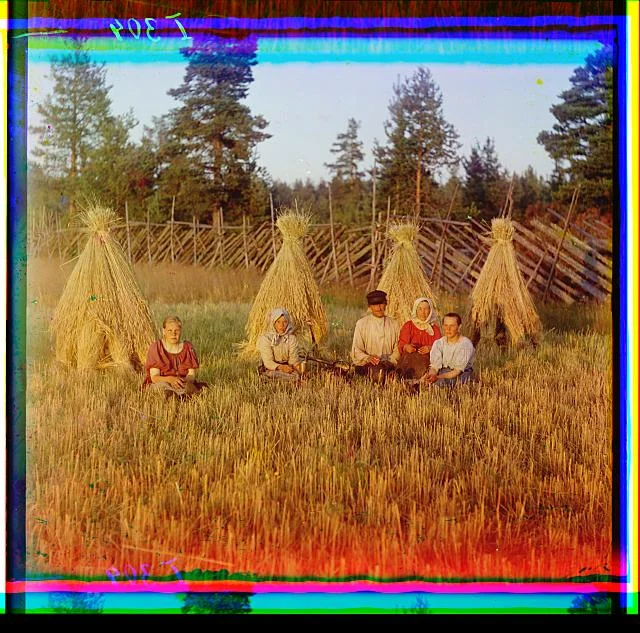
[109, 13, 189, 42]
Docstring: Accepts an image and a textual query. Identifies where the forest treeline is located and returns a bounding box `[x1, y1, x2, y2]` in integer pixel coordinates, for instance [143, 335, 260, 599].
[29, 36, 613, 228]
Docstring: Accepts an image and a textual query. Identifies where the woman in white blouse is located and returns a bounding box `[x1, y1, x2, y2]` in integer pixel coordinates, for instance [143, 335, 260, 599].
[256, 307, 305, 382]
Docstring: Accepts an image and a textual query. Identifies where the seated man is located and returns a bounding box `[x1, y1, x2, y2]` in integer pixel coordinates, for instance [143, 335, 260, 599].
[424, 312, 475, 387]
[351, 289, 400, 382]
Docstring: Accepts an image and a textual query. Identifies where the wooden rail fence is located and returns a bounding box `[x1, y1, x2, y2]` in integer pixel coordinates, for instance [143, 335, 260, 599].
[28, 211, 613, 304]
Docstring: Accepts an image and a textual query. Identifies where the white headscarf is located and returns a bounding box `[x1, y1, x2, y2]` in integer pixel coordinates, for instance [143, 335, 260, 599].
[265, 307, 294, 345]
[410, 297, 438, 335]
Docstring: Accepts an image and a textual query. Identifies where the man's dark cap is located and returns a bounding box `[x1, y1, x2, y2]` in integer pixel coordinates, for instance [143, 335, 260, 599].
[366, 290, 388, 305]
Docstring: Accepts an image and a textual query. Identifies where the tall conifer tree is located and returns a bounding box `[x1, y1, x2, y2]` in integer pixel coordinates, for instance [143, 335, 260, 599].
[164, 36, 271, 222]
[537, 45, 613, 212]
[325, 118, 365, 222]
[31, 38, 138, 215]
[374, 67, 460, 216]
[462, 137, 508, 219]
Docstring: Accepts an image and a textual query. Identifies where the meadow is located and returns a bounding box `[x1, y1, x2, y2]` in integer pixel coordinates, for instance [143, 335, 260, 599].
[25, 257, 613, 581]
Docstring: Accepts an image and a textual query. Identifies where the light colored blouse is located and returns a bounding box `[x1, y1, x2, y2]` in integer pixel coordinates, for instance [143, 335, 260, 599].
[257, 333, 301, 371]
[429, 336, 475, 372]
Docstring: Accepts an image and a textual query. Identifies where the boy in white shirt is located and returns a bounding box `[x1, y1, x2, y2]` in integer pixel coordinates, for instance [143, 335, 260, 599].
[424, 312, 475, 386]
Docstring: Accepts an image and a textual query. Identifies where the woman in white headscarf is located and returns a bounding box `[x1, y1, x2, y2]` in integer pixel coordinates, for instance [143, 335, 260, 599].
[256, 308, 304, 381]
[396, 297, 442, 380]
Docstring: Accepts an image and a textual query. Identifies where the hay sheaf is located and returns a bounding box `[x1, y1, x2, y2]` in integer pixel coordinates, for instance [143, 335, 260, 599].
[239, 209, 328, 356]
[468, 217, 542, 345]
[50, 202, 157, 371]
[377, 222, 438, 325]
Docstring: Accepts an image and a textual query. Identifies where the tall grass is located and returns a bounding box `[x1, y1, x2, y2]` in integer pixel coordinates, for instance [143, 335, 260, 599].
[25, 258, 613, 581]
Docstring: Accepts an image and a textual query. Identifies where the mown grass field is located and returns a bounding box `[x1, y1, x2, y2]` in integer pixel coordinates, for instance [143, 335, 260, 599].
[25, 257, 613, 581]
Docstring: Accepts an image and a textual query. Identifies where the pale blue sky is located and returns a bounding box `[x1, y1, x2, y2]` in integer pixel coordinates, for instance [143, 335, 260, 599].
[27, 36, 606, 184]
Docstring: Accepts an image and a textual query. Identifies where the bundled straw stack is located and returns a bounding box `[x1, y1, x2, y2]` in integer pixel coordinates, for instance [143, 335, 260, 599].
[468, 217, 542, 346]
[377, 222, 438, 325]
[240, 209, 328, 356]
[50, 201, 157, 371]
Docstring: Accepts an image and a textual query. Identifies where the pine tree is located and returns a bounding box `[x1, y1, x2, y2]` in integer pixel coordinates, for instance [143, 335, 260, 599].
[537, 45, 613, 213]
[30, 37, 121, 214]
[325, 118, 366, 222]
[164, 36, 271, 222]
[374, 67, 460, 216]
[130, 115, 194, 221]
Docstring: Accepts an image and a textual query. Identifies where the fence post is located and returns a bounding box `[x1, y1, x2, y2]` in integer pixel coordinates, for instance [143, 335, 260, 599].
[170, 196, 176, 263]
[328, 185, 339, 281]
[383, 196, 391, 262]
[501, 175, 515, 219]
[526, 243, 549, 290]
[452, 251, 481, 294]
[193, 215, 197, 265]
[543, 185, 580, 302]
[146, 206, 151, 263]
[368, 161, 377, 291]
[437, 240, 447, 290]
[125, 200, 132, 263]
[269, 193, 277, 262]
[344, 242, 354, 287]
[218, 207, 224, 267]
[242, 213, 249, 268]
[431, 183, 458, 282]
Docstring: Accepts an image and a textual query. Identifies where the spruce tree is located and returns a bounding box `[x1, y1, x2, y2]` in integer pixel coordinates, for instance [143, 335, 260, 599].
[462, 143, 488, 213]
[325, 118, 365, 222]
[325, 118, 365, 183]
[462, 137, 508, 220]
[513, 165, 551, 219]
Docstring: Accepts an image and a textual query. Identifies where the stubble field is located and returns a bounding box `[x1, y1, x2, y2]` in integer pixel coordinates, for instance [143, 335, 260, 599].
[25, 257, 613, 582]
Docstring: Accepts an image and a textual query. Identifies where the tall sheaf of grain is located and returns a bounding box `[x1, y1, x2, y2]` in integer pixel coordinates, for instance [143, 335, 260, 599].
[239, 209, 328, 356]
[469, 218, 542, 346]
[50, 201, 157, 371]
[377, 222, 438, 325]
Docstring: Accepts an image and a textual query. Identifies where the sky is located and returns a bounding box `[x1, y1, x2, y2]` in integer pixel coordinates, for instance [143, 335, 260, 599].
[26, 35, 607, 185]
